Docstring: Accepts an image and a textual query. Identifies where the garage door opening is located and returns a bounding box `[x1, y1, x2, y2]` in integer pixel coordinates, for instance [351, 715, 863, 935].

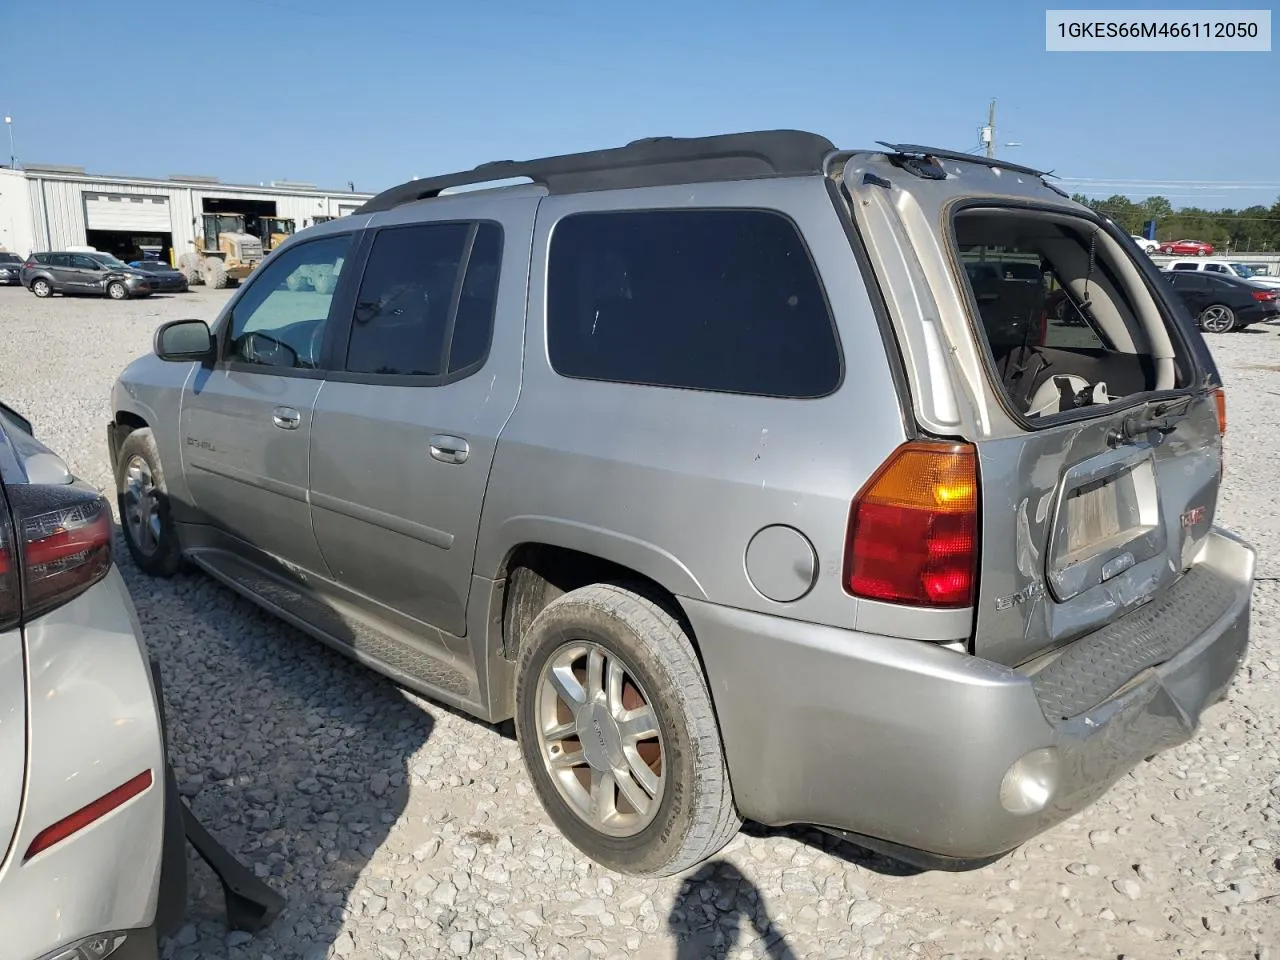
[202, 197, 279, 242]
[83, 193, 174, 262]
[86, 229, 174, 264]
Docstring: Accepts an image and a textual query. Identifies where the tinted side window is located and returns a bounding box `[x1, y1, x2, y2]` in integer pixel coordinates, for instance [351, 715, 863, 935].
[1203, 264, 1225, 273]
[346, 223, 470, 377]
[448, 223, 502, 374]
[546, 210, 840, 398]
[72, 255, 99, 269]
[1170, 263, 1198, 271]
[49, 254, 71, 267]
[227, 234, 353, 370]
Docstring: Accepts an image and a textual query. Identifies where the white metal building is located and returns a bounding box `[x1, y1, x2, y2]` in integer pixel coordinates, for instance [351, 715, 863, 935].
[0, 164, 373, 262]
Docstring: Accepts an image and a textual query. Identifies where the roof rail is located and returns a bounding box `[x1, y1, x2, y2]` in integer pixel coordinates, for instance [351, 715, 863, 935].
[874, 142, 1053, 179]
[356, 130, 838, 214]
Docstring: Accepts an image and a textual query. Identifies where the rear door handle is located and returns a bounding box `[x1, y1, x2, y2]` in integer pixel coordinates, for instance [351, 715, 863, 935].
[272, 406, 302, 430]
[429, 435, 469, 464]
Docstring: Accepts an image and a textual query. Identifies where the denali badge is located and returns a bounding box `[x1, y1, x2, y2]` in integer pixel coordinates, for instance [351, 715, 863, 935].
[1181, 505, 1206, 529]
[995, 580, 1045, 611]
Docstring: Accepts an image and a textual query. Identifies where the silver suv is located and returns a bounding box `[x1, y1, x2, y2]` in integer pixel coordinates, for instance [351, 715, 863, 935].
[106, 132, 1256, 879]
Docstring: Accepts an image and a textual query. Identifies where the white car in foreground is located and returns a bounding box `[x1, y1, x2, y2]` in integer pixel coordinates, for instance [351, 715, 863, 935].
[1129, 234, 1160, 253]
[0, 402, 280, 960]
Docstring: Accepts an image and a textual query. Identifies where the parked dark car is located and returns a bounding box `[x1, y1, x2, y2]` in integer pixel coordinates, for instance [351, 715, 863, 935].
[128, 260, 190, 293]
[21, 252, 153, 300]
[1163, 270, 1280, 333]
[0, 252, 22, 286]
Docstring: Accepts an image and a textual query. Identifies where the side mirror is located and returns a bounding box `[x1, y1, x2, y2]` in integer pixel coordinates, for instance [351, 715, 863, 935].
[154, 319, 214, 362]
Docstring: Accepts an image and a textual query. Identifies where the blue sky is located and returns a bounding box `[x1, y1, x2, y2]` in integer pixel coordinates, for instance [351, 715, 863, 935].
[2, 0, 1277, 207]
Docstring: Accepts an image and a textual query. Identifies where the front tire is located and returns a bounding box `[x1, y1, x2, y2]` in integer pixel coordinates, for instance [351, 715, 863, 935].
[515, 583, 740, 878]
[115, 428, 184, 577]
[203, 259, 228, 290]
[107, 280, 127, 300]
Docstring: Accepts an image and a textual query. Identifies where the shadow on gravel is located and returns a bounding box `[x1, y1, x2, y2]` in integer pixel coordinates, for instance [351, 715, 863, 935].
[668, 860, 797, 960]
[116, 540, 437, 960]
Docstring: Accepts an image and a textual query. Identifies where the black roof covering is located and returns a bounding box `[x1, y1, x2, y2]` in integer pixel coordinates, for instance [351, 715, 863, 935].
[356, 129, 840, 214]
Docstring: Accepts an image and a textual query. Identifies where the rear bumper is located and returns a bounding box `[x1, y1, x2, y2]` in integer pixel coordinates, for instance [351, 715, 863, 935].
[685, 527, 1254, 867]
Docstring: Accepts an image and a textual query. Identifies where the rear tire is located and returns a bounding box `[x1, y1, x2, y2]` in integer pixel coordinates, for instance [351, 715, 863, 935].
[514, 583, 740, 878]
[31, 278, 52, 298]
[115, 428, 184, 578]
[177, 253, 200, 287]
[1198, 304, 1236, 334]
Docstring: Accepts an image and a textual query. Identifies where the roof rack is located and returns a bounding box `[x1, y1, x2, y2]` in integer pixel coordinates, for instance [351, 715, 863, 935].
[874, 142, 1053, 179]
[356, 130, 838, 214]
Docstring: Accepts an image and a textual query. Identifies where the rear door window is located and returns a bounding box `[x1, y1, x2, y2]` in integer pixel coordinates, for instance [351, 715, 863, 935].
[546, 209, 841, 398]
[954, 207, 1190, 422]
[344, 221, 503, 379]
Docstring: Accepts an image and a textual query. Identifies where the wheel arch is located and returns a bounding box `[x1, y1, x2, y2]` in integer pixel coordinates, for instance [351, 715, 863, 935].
[492, 537, 706, 663]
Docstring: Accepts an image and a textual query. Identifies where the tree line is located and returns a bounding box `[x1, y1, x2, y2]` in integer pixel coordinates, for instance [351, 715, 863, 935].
[1070, 194, 1280, 252]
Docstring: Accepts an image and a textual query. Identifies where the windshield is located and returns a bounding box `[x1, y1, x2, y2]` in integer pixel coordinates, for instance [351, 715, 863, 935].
[0, 254, 19, 264]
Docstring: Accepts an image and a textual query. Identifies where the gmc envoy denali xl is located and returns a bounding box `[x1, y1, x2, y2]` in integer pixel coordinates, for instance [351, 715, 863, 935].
[106, 131, 1254, 878]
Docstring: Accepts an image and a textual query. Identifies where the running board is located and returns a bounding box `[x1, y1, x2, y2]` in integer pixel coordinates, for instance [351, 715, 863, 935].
[182, 802, 286, 932]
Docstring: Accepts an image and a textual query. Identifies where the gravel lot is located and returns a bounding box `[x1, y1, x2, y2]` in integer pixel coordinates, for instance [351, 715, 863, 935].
[1, 286, 1277, 960]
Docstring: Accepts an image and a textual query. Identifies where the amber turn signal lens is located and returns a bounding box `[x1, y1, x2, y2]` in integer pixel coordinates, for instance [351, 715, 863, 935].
[845, 441, 979, 608]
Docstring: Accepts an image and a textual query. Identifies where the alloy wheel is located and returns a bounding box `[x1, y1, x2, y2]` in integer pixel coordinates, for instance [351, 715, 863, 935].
[535, 641, 666, 837]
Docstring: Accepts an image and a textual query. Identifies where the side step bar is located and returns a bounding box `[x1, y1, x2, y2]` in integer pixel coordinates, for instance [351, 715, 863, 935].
[151, 659, 286, 936]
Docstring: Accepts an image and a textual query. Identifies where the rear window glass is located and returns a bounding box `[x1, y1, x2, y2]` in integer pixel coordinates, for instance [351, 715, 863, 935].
[954, 208, 1189, 422]
[546, 209, 841, 398]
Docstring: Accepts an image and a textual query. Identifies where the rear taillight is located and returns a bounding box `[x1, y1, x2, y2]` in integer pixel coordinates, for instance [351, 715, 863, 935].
[844, 441, 979, 608]
[1251, 290, 1277, 302]
[1213, 387, 1227, 435]
[0, 484, 113, 628]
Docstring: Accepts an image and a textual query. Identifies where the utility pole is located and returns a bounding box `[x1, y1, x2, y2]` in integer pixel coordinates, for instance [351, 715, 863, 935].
[3, 116, 13, 170]
[983, 100, 996, 159]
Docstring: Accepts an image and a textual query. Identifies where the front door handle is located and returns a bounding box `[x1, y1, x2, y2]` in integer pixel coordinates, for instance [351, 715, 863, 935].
[272, 406, 302, 430]
[429, 435, 469, 464]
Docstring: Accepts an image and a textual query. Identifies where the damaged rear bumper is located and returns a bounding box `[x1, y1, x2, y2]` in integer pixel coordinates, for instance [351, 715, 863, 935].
[684, 527, 1254, 870]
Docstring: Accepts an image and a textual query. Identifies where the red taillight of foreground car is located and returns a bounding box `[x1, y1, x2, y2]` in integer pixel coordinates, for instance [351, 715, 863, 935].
[844, 441, 980, 608]
[0, 484, 113, 629]
[24, 770, 154, 861]
[1251, 289, 1278, 302]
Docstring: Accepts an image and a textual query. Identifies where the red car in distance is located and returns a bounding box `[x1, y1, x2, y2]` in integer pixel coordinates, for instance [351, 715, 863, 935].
[1158, 238, 1215, 256]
